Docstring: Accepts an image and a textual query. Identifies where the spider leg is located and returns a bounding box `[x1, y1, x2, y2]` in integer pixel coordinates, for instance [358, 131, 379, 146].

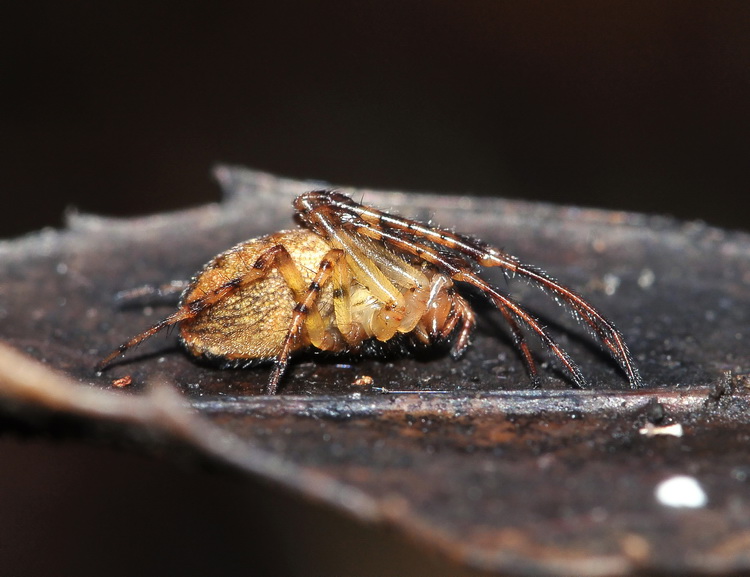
[312, 193, 640, 388]
[258, 245, 336, 351]
[97, 245, 331, 371]
[495, 304, 541, 385]
[267, 249, 345, 394]
[491, 261, 640, 384]
[343, 223, 587, 387]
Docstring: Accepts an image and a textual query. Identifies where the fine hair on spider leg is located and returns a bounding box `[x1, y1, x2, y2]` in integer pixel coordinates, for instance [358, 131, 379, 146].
[99, 189, 643, 392]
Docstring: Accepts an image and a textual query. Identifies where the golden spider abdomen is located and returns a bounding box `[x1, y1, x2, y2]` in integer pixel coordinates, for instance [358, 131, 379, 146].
[179, 229, 335, 363]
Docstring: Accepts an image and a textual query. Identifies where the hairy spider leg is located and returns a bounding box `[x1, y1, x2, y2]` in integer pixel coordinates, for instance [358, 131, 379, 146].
[309, 191, 641, 388]
[97, 244, 333, 371]
[495, 303, 542, 385]
[267, 249, 345, 394]
[341, 221, 588, 388]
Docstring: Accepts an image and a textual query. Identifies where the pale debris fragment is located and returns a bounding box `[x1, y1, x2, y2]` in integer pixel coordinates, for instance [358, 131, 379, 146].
[639, 422, 684, 437]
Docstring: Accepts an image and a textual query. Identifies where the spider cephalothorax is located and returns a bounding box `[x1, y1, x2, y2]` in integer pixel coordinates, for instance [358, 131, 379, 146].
[98, 190, 642, 393]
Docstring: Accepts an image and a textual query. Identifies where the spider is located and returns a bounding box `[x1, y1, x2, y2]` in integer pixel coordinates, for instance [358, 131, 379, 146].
[98, 190, 642, 393]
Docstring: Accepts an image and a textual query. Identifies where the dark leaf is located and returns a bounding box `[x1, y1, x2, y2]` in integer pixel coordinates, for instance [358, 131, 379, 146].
[1, 166, 750, 575]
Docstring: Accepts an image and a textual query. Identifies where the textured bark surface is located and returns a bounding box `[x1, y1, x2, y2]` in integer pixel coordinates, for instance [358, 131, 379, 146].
[1, 167, 749, 575]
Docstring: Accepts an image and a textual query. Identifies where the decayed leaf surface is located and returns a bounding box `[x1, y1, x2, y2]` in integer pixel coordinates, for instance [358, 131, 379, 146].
[1, 167, 750, 575]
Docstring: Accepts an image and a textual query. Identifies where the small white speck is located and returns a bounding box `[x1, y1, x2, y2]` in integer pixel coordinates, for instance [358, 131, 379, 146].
[603, 273, 621, 296]
[56, 263, 68, 275]
[655, 475, 707, 508]
[639, 423, 683, 437]
[638, 268, 655, 289]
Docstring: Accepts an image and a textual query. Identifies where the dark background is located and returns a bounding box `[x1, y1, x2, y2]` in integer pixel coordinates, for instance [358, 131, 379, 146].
[2, 1, 749, 239]
[1, 2, 748, 576]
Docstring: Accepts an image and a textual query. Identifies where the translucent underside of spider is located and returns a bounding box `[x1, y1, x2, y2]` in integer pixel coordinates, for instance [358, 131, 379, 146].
[98, 190, 643, 393]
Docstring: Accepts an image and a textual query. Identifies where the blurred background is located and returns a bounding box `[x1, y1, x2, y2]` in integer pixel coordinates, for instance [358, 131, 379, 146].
[1, 1, 748, 575]
[2, 1, 749, 239]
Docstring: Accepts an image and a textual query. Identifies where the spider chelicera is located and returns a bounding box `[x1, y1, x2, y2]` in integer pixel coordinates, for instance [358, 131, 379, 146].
[98, 190, 642, 393]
